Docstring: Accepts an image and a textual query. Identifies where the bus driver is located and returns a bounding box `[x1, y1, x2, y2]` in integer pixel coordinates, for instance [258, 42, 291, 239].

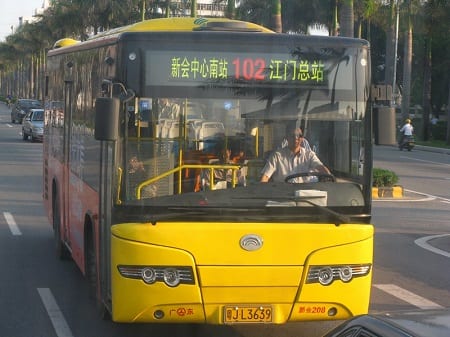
[260, 127, 331, 183]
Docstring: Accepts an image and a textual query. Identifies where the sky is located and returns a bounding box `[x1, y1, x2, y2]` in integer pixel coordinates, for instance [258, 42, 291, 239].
[0, 0, 45, 42]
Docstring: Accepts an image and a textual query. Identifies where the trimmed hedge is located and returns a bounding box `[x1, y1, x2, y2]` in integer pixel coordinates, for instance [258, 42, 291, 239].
[373, 168, 399, 187]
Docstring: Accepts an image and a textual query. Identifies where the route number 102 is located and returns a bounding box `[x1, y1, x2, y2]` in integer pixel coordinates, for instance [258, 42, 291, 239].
[232, 58, 266, 81]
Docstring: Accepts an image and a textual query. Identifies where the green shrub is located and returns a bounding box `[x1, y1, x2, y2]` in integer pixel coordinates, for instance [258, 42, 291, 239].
[373, 168, 399, 187]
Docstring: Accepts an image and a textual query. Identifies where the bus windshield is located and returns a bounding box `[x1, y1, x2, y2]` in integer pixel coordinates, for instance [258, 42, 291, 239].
[120, 36, 371, 217]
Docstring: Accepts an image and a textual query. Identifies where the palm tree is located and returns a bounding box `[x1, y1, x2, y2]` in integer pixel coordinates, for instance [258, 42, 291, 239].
[354, 0, 380, 40]
[191, 0, 197, 17]
[271, 0, 282, 33]
[401, 0, 413, 121]
[421, 0, 434, 141]
[339, 0, 354, 37]
[447, 84, 450, 144]
[384, 0, 396, 95]
[226, 0, 235, 19]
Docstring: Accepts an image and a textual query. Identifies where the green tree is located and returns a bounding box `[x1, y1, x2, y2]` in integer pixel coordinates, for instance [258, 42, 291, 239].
[354, 0, 380, 40]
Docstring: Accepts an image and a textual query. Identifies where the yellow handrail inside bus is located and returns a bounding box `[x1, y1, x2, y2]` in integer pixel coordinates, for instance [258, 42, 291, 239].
[136, 163, 241, 199]
[117, 167, 123, 205]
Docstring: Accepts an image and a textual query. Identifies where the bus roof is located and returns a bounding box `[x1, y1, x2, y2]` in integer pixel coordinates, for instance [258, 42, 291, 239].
[52, 38, 81, 49]
[97, 17, 273, 35]
[50, 17, 273, 51]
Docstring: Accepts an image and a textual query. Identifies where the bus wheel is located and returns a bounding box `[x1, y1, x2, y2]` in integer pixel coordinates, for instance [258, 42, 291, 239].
[53, 200, 71, 260]
[85, 228, 111, 320]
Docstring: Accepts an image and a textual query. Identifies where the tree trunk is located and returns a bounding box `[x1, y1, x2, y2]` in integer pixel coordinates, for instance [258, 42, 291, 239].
[226, 0, 235, 19]
[401, 4, 413, 122]
[165, 0, 171, 17]
[384, 0, 396, 88]
[191, 0, 197, 17]
[30, 54, 35, 98]
[447, 83, 450, 144]
[339, 0, 354, 37]
[271, 0, 282, 33]
[422, 37, 432, 141]
[332, 0, 339, 36]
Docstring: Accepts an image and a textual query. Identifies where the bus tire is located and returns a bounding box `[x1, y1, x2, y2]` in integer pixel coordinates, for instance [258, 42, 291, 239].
[53, 198, 71, 260]
[85, 225, 110, 320]
[85, 227, 97, 299]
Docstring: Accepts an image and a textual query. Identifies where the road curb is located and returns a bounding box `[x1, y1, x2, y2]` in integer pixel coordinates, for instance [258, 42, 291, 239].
[372, 186, 404, 199]
[376, 144, 450, 155]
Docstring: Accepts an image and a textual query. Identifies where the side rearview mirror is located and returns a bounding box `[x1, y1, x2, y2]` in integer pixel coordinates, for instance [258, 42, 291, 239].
[95, 97, 120, 141]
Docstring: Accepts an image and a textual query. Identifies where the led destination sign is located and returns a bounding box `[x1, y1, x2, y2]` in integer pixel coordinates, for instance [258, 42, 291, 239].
[146, 51, 330, 87]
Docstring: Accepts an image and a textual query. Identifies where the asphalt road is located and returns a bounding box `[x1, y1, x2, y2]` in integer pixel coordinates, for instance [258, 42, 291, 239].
[0, 101, 449, 337]
[371, 143, 450, 313]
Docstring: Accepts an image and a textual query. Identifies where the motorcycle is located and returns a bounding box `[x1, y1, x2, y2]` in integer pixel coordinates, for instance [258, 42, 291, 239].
[399, 135, 415, 151]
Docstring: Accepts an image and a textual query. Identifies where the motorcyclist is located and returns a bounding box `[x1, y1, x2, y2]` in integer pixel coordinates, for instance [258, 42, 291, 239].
[399, 118, 414, 150]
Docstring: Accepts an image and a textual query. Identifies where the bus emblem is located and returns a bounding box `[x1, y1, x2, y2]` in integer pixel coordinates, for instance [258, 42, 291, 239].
[240, 235, 263, 251]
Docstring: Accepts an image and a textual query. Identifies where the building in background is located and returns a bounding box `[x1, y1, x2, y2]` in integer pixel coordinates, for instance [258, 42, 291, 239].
[11, 0, 49, 36]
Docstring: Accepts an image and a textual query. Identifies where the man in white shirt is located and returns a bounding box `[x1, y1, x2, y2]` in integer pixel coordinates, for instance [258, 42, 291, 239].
[399, 118, 414, 149]
[260, 127, 331, 183]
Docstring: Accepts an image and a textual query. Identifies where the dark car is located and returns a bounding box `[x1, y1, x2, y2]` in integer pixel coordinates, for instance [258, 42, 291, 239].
[323, 309, 450, 337]
[22, 108, 44, 142]
[11, 98, 42, 124]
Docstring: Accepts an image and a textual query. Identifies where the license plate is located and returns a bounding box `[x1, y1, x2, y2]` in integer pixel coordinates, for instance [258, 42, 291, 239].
[224, 305, 272, 323]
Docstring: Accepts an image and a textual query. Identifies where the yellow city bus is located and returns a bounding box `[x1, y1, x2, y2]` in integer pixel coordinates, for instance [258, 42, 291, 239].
[43, 17, 374, 324]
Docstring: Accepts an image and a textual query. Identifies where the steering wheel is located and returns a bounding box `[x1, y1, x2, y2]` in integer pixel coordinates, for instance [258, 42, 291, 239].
[284, 172, 335, 183]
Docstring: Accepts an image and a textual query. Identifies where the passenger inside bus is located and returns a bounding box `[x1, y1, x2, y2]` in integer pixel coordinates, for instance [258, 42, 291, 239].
[127, 155, 157, 198]
[260, 126, 331, 183]
[158, 98, 180, 120]
[195, 147, 247, 191]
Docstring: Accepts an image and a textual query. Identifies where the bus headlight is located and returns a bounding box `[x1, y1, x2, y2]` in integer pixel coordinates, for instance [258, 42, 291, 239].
[163, 268, 180, 287]
[118, 265, 194, 287]
[306, 264, 371, 286]
[141, 267, 157, 284]
[339, 266, 353, 282]
[317, 267, 334, 286]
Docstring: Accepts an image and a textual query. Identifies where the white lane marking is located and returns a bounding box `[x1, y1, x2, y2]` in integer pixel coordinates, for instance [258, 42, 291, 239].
[374, 195, 435, 202]
[374, 284, 444, 309]
[400, 155, 450, 167]
[415, 234, 450, 258]
[37, 288, 74, 337]
[404, 188, 450, 203]
[3, 212, 22, 235]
